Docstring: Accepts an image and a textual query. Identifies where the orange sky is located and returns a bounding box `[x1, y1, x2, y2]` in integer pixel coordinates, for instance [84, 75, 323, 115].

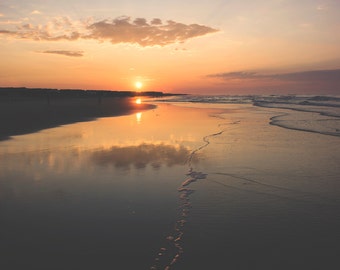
[1, 0, 340, 94]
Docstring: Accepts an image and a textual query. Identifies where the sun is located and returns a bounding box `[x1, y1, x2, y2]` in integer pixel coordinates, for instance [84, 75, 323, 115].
[135, 81, 143, 90]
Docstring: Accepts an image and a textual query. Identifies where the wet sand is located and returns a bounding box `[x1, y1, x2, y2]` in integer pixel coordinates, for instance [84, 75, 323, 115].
[0, 96, 155, 140]
[0, 102, 339, 270]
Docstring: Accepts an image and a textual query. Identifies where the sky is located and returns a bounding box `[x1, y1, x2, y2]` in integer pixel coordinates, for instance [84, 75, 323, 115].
[1, 0, 340, 95]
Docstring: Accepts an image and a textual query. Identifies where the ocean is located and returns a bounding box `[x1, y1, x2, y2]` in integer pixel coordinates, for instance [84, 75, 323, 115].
[0, 95, 339, 269]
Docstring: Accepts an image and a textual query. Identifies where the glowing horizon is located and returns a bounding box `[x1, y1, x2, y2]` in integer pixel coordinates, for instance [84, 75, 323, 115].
[0, 0, 339, 95]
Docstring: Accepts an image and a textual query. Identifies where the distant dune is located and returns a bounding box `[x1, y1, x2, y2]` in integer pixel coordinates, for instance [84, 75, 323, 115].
[0, 87, 181, 140]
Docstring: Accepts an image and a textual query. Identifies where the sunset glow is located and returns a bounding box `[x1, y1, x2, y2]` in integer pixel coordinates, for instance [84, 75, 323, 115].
[0, 0, 339, 94]
[135, 82, 143, 90]
[135, 112, 142, 123]
[1, 1, 339, 266]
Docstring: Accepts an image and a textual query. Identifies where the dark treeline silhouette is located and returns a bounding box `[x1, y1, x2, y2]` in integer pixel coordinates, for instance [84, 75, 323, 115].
[0, 87, 180, 99]
[0, 87, 182, 141]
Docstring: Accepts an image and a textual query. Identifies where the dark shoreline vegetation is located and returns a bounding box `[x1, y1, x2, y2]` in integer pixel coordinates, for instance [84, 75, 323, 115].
[0, 87, 183, 141]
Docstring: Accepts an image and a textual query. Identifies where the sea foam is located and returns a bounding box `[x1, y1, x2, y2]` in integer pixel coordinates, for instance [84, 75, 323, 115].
[161, 95, 340, 137]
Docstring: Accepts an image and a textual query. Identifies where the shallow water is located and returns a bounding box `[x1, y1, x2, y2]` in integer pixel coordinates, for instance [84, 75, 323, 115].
[0, 102, 339, 269]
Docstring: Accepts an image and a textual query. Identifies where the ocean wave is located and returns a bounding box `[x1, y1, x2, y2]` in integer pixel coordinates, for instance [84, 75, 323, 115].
[163, 94, 339, 107]
[161, 94, 340, 137]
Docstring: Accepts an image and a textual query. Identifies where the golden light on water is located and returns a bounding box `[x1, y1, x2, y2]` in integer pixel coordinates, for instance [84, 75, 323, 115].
[136, 112, 142, 123]
[135, 98, 142, 104]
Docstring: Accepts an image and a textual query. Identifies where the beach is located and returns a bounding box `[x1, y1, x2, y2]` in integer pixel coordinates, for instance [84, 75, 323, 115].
[0, 88, 161, 141]
[0, 98, 339, 269]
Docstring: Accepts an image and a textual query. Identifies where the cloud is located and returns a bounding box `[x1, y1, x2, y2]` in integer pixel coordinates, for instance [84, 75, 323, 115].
[151, 18, 162, 25]
[0, 29, 14, 35]
[272, 69, 340, 82]
[317, 4, 328, 11]
[0, 16, 218, 47]
[209, 71, 258, 79]
[31, 10, 42, 15]
[208, 69, 340, 83]
[0, 20, 23, 25]
[41, 50, 84, 57]
[85, 16, 219, 46]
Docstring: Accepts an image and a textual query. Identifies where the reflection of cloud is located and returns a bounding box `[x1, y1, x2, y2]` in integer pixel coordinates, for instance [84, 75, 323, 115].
[91, 143, 196, 169]
[41, 50, 84, 57]
[0, 16, 218, 47]
[208, 69, 340, 83]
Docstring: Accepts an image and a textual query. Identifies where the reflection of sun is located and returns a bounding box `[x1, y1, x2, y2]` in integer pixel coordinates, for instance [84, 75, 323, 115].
[135, 81, 143, 90]
[136, 112, 142, 123]
[135, 98, 142, 104]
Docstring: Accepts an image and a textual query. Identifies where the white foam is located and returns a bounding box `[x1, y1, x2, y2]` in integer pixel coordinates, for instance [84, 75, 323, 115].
[163, 95, 340, 137]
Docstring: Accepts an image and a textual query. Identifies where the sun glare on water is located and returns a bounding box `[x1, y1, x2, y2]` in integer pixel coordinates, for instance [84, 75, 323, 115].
[135, 98, 142, 104]
[136, 112, 142, 123]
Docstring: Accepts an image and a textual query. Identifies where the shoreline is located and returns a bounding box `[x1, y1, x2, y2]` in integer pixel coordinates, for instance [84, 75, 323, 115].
[0, 96, 156, 141]
[0, 100, 339, 269]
